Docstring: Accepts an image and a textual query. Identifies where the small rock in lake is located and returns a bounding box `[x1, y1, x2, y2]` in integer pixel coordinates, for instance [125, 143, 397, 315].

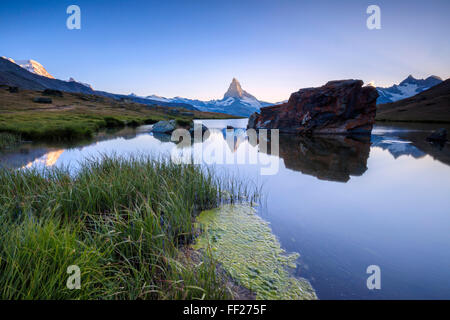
[151, 120, 176, 133]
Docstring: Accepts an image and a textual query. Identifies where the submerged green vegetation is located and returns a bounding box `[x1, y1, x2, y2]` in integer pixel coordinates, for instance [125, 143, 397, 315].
[0, 156, 256, 299]
[193, 204, 317, 300]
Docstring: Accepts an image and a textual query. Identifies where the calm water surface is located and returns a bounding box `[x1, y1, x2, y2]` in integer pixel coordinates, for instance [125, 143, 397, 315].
[1, 119, 449, 299]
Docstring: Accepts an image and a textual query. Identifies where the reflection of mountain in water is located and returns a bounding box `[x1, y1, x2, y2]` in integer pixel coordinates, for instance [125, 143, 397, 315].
[0, 127, 147, 170]
[221, 128, 247, 153]
[1, 147, 66, 169]
[371, 135, 426, 159]
[396, 130, 450, 166]
[0, 146, 51, 169]
[260, 135, 371, 182]
[371, 125, 450, 166]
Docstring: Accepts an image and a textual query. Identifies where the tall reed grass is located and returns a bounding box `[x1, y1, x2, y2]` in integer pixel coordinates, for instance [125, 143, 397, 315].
[0, 155, 258, 299]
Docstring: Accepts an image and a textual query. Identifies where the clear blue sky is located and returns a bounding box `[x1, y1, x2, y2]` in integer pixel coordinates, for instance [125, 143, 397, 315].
[1, 0, 449, 102]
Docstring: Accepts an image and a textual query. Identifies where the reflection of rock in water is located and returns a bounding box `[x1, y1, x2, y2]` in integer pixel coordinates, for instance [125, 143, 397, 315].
[152, 132, 173, 143]
[262, 135, 371, 182]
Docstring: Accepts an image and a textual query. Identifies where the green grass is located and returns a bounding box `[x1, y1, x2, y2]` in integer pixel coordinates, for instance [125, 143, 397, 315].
[0, 87, 239, 143]
[176, 119, 192, 127]
[0, 113, 214, 142]
[0, 114, 158, 141]
[0, 133, 21, 150]
[0, 156, 257, 299]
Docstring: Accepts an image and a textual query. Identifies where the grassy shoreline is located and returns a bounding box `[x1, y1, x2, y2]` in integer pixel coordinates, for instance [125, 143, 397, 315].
[0, 88, 237, 142]
[0, 155, 256, 299]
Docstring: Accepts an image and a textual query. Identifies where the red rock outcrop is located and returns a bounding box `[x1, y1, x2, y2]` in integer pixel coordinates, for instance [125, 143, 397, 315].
[248, 80, 378, 134]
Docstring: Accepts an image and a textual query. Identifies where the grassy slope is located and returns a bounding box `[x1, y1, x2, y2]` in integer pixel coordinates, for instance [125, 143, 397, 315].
[0, 156, 255, 299]
[376, 79, 450, 123]
[0, 87, 237, 141]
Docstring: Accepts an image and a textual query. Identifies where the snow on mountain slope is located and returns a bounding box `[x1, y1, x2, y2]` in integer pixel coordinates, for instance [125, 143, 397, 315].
[376, 75, 442, 104]
[139, 78, 274, 117]
[69, 77, 93, 90]
[0, 57, 96, 94]
[4, 58, 55, 79]
[2, 57, 96, 90]
[145, 94, 171, 102]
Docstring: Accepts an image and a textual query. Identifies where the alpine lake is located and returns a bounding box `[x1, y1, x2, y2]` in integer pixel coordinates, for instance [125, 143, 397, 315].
[1, 119, 449, 300]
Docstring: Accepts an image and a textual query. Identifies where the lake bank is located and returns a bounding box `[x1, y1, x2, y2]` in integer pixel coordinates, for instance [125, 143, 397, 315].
[0, 87, 236, 142]
[0, 155, 261, 299]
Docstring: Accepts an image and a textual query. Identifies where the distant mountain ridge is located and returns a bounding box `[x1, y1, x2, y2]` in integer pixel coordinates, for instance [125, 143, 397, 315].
[0, 57, 198, 110]
[4, 57, 444, 118]
[0, 57, 269, 115]
[0, 57, 96, 94]
[4, 57, 96, 90]
[376, 78, 450, 123]
[376, 75, 442, 104]
[1, 57, 55, 79]
[68, 77, 93, 90]
[140, 78, 274, 117]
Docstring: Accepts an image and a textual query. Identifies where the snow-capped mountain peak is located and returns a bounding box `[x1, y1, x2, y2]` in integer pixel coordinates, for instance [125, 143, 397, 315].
[223, 78, 257, 100]
[4, 58, 55, 79]
[2, 57, 95, 89]
[399, 75, 417, 85]
[140, 78, 273, 117]
[376, 75, 443, 104]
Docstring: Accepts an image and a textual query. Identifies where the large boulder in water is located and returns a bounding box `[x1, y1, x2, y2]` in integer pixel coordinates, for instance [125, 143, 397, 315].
[248, 80, 378, 135]
[151, 120, 176, 134]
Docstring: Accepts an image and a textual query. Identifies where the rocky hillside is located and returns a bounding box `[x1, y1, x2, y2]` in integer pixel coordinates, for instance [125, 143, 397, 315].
[5, 58, 55, 79]
[0, 57, 198, 110]
[376, 75, 442, 104]
[0, 57, 94, 94]
[376, 79, 450, 123]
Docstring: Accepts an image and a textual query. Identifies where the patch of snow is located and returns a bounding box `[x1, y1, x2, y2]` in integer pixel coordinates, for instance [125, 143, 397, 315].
[14, 59, 54, 79]
[146, 95, 171, 102]
[69, 77, 93, 89]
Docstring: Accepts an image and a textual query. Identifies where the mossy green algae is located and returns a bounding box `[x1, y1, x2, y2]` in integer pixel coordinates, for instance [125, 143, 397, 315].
[193, 204, 317, 300]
